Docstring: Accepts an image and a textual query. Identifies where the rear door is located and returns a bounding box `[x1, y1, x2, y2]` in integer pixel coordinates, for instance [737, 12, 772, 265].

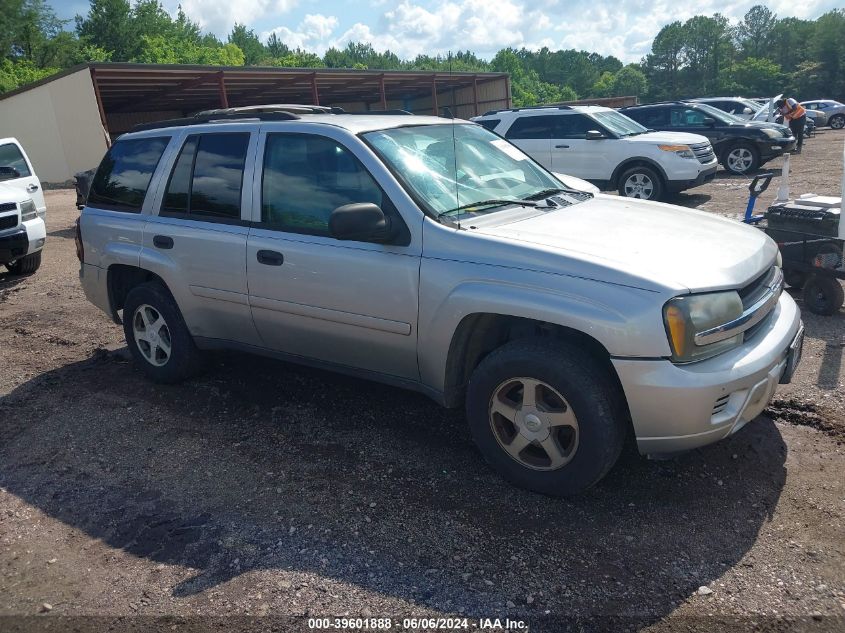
[142, 126, 261, 346]
[0, 140, 46, 214]
[503, 115, 554, 169]
[245, 129, 421, 379]
[550, 113, 613, 180]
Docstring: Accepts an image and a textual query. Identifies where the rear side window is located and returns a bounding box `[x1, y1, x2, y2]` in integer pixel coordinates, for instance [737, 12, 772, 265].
[476, 118, 500, 131]
[505, 116, 556, 140]
[0, 143, 31, 179]
[261, 133, 384, 236]
[88, 137, 169, 212]
[161, 133, 250, 221]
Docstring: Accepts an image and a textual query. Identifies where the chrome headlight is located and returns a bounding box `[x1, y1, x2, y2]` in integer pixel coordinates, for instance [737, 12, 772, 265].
[663, 291, 744, 363]
[658, 144, 695, 159]
[761, 128, 781, 139]
[20, 199, 37, 221]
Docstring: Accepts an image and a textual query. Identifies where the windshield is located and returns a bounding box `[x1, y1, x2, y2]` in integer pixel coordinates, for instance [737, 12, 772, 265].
[592, 110, 648, 136]
[363, 123, 570, 220]
[694, 102, 740, 123]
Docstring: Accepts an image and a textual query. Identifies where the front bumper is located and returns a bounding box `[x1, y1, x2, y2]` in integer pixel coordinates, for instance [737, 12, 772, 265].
[612, 292, 802, 454]
[761, 137, 797, 160]
[666, 162, 718, 192]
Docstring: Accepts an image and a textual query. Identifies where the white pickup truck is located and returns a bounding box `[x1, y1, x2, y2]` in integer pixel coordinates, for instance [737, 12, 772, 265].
[0, 138, 46, 274]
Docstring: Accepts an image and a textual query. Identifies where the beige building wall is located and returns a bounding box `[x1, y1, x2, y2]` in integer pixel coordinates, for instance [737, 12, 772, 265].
[0, 68, 109, 183]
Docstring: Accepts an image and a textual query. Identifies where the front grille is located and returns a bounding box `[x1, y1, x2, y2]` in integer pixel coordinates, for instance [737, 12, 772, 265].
[0, 214, 18, 231]
[0, 202, 16, 212]
[690, 142, 715, 164]
[739, 265, 779, 342]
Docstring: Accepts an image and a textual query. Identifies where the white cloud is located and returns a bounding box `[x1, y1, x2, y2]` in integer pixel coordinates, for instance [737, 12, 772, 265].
[261, 13, 340, 53]
[177, 0, 298, 37]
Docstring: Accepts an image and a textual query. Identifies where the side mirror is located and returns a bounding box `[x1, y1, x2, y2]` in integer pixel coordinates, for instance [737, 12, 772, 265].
[702, 117, 716, 127]
[0, 166, 20, 181]
[585, 130, 605, 140]
[329, 203, 394, 243]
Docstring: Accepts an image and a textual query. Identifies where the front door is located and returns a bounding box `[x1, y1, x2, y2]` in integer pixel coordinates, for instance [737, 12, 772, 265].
[246, 130, 421, 380]
[550, 113, 612, 181]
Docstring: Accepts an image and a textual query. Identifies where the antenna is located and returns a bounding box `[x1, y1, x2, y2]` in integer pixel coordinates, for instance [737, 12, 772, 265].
[449, 50, 460, 229]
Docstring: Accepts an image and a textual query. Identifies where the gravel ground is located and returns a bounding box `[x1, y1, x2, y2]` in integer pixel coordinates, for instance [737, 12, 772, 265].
[1, 130, 844, 633]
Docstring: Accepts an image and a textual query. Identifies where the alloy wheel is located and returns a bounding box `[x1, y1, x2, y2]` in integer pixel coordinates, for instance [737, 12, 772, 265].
[622, 173, 655, 199]
[727, 147, 754, 173]
[488, 377, 579, 471]
[132, 304, 172, 367]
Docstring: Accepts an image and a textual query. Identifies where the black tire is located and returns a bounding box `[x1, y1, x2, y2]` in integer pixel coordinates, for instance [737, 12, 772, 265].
[5, 251, 42, 275]
[466, 338, 627, 497]
[122, 281, 202, 383]
[722, 142, 760, 175]
[829, 114, 845, 130]
[802, 275, 844, 316]
[617, 165, 664, 201]
[783, 269, 806, 290]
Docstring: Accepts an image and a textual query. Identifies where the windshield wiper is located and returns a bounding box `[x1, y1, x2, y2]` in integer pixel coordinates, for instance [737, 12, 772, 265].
[437, 198, 536, 217]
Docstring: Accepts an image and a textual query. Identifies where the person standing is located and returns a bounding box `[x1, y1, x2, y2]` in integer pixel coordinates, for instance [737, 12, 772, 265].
[776, 98, 807, 154]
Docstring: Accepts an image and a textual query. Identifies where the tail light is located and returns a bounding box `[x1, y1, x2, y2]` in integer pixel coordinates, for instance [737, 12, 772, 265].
[74, 217, 84, 262]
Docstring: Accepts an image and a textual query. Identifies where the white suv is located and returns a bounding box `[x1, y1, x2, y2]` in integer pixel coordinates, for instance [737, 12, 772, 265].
[472, 105, 718, 201]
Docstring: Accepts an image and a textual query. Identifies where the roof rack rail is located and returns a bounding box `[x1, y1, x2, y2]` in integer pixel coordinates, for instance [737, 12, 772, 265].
[131, 111, 301, 132]
[348, 109, 414, 115]
[196, 104, 344, 116]
[480, 104, 573, 116]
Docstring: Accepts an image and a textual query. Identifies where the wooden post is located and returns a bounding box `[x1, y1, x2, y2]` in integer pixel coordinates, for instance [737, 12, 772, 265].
[217, 71, 229, 108]
[472, 75, 479, 117]
[89, 67, 111, 147]
[431, 74, 438, 116]
[311, 73, 320, 105]
[379, 74, 387, 110]
[504, 75, 512, 109]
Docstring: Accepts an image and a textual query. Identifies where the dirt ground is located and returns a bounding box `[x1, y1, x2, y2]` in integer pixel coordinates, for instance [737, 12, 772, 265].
[1, 130, 844, 633]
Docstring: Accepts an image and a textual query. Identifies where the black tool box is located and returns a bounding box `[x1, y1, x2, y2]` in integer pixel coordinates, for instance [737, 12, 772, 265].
[764, 202, 841, 240]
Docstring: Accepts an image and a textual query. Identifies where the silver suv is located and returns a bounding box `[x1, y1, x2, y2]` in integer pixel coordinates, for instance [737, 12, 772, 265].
[78, 106, 803, 496]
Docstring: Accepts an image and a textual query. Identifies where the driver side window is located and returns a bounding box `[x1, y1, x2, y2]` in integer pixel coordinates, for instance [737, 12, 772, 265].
[670, 108, 708, 127]
[0, 143, 31, 180]
[260, 133, 384, 237]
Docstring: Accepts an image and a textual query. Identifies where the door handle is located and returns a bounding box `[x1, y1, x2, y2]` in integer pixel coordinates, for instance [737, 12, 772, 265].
[153, 235, 174, 249]
[554, 144, 570, 149]
[26, 184, 39, 192]
[257, 249, 284, 266]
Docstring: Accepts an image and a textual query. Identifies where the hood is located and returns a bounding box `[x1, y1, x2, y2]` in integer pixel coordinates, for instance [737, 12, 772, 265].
[0, 182, 27, 203]
[552, 172, 600, 194]
[624, 130, 711, 145]
[471, 195, 776, 293]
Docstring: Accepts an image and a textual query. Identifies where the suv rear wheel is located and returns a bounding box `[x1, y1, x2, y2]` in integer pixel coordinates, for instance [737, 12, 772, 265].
[723, 143, 760, 175]
[466, 338, 627, 496]
[123, 282, 202, 383]
[618, 165, 663, 201]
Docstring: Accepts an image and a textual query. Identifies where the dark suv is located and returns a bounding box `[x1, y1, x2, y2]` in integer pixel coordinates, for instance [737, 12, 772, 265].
[619, 101, 796, 175]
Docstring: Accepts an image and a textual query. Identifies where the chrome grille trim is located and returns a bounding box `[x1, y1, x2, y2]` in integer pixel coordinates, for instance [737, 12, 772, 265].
[690, 142, 716, 164]
[694, 267, 784, 346]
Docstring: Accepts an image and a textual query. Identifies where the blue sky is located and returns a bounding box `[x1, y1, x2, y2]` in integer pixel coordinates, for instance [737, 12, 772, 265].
[51, 0, 844, 63]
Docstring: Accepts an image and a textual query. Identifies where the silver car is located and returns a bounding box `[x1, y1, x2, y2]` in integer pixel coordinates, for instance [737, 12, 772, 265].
[802, 100, 845, 129]
[77, 107, 803, 496]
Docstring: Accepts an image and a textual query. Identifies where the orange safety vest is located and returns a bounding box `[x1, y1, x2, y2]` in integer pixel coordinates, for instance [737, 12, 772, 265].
[782, 100, 806, 121]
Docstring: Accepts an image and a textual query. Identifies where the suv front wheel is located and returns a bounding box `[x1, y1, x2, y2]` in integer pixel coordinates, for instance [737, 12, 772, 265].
[466, 338, 627, 496]
[723, 143, 760, 175]
[122, 281, 202, 383]
[618, 165, 663, 201]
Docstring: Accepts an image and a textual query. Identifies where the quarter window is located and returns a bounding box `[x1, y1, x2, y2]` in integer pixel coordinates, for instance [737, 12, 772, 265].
[0, 143, 31, 179]
[161, 133, 249, 221]
[476, 118, 501, 132]
[87, 137, 169, 212]
[260, 133, 384, 236]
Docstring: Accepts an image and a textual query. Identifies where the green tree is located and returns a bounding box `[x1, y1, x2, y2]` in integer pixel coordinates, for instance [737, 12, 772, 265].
[730, 57, 783, 95]
[736, 5, 777, 59]
[611, 65, 648, 97]
[75, 0, 133, 60]
[265, 33, 290, 59]
[228, 23, 265, 65]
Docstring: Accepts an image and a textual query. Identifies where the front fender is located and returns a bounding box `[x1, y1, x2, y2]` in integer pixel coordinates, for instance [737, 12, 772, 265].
[417, 257, 672, 393]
